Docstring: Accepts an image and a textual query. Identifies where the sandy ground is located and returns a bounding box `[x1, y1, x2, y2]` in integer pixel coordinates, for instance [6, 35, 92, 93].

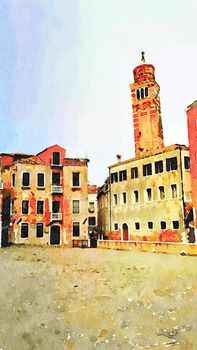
[0, 246, 196, 350]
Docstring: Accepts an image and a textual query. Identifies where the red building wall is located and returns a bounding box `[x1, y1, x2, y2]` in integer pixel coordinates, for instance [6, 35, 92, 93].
[187, 101, 197, 229]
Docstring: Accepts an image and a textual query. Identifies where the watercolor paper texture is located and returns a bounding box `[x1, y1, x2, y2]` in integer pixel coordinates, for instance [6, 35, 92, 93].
[0, 1, 196, 349]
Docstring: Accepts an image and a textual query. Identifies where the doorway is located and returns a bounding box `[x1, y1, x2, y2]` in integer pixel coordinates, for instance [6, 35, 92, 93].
[122, 223, 129, 241]
[50, 225, 60, 245]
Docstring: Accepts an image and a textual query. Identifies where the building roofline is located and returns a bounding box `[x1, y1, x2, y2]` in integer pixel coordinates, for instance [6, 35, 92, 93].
[187, 100, 197, 111]
[36, 144, 66, 155]
[109, 144, 189, 169]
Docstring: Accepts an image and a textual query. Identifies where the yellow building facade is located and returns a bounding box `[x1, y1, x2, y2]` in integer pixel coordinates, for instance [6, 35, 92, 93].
[98, 54, 193, 243]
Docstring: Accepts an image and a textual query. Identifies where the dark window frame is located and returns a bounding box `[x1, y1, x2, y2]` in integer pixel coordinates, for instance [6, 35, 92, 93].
[114, 223, 118, 230]
[52, 201, 60, 213]
[143, 163, 152, 176]
[155, 160, 163, 174]
[73, 222, 80, 237]
[12, 173, 16, 187]
[72, 172, 80, 187]
[52, 172, 61, 185]
[172, 220, 179, 230]
[135, 222, 140, 230]
[36, 223, 44, 238]
[22, 172, 30, 187]
[73, 200, 80, 214]
[134, 190, 139, 203]
[160, 221, 166, 230]
[131, 167, 138, 179]
[111, 172, 118, 183]
[184, 156, 190, 170]
[22, 200, 29, 215]
[148, 221, 153, 229]
[166, 157, 178, 172]
[88, 217, 96, 226]
[21, 223, 29, 238]
[37, 173, 45, 188]
[37, 200, 44, 215]
[119, 170, 127, 182]
[52, 152, 60, 165]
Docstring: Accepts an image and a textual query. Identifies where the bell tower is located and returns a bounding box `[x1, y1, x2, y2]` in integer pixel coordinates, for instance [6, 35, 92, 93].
[130, 52, 164, 157]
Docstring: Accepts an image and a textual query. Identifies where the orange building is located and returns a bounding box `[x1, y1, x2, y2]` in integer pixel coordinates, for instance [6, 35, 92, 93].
[0, 145, 90, 246]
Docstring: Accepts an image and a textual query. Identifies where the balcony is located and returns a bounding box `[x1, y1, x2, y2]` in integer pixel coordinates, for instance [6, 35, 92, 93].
[50, 213, 62, 221]
[51, 185, 63, 194]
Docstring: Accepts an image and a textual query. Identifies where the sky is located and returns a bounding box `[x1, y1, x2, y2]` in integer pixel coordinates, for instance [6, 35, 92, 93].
[0, 0, 197, 186]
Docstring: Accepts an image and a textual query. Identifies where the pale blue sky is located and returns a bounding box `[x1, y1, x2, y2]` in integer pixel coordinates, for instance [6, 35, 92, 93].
[0, 0, 197, 185]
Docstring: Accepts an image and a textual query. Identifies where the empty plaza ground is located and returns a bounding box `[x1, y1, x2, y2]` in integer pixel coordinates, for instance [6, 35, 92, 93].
[0, 246, 196, 350]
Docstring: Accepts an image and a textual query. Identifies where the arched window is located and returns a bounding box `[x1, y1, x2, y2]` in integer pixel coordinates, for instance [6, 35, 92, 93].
[136, 89, 140, 99]
[145, 87, 148, 97]
[141, 88, 144, 99]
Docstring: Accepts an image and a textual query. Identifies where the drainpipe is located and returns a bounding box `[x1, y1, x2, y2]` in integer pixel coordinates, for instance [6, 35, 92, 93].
[179, 147, 186, 240]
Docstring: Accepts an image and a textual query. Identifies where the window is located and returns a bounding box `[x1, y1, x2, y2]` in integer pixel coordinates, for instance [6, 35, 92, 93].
[184, 156, 190, 170]
[155, 160, 163, 174]
[148, 222, 153, 229]
[160, 221, 166, 230]
[37, 200, 44, 215]
[21, 223, 28, 238]
[10, 199, 14, 215]
[114, 223, 118, 230]
[159, 186, 165, 200]
[141, 88, 144, 99]
[143, 163, 152, 176]
[172, 220, 179, 230]
[122, 192, 127, 204]
[135, 222, 140, 230]
[134, 190, 139, 203]
[111, 172, 118, 183]
[22, 172, 30, 187]
[22, 200, 29, 215]
[12, 173, 15, 187]
[36, 223, 44, 238]
[52, 152, 60, 165]
[52, 172, 60, 185]
[73, 200, 80, 214]
[119, 170, 127, 182]
[146, 188, 152, 201]
[37, 173, 44, 187]
[136, 89, 140, 99]
[166, 157, 177, 171]
[131, 167, 138, 179]
[89, 202, 95, 212]
[171, 184, 177, 198]
[52, 201, 60, 213]
[113, 194, 118, 205]
[72, 172, 80, 187]
[73, 222, 80, 237]
[88, 217, 96, 226]
[145, 87, 148, 97]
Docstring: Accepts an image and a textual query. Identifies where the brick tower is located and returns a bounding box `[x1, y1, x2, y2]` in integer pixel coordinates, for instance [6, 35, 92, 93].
[130, 52, 164, 157]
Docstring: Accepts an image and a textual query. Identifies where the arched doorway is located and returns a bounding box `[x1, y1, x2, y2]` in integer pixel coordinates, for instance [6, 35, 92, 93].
[122, 223, 129, 241]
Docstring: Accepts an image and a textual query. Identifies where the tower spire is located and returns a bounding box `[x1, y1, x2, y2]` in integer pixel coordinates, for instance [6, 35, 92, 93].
[141, 51, 145, 63]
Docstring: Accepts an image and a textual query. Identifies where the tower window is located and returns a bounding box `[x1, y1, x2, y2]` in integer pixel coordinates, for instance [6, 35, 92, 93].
[141, 88, 144, 99]
[72, 172, 80, 187]
[166, 157, 177, 171]
[52, 172, 61, 185]
[155, 160, 163, 174]
[114, 223, 118, 230]
[184, 156, 190, 170]
[143, 163, 152, 176]
[135, 222, 140, 230]
[119, 170, 127, 181]
[111, 172, 118, 183]
[37, 173, 45, 188]
[145, 87, 149, 97]
[131, 167, 138, 179]
[136, 89, 140, 99]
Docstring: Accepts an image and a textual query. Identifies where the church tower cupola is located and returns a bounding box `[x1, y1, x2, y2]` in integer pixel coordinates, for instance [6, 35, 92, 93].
[130, 52, 164, 157]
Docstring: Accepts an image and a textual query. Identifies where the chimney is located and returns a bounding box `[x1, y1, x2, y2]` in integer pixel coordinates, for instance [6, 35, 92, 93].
[116, 154, 122, 163]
